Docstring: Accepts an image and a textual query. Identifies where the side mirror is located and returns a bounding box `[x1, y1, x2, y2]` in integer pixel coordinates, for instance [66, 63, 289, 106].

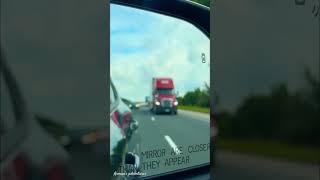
[130, 120, 139, 131]
[125, 152, 140, 169]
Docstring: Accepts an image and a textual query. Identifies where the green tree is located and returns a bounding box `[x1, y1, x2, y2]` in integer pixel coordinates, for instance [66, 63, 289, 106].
[183, 88, 201, 105]
[176, 96, 184, 105]
[220, 67, 320, 147]
[182, 85, 210, 107]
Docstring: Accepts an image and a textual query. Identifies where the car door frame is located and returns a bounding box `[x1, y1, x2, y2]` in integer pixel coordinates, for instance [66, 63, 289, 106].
[110, 0, 210, 38]
[0, 54, 28, 164]
[110, 80, 120, 115]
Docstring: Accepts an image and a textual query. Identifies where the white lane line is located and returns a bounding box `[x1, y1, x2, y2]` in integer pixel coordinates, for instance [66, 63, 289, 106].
[151, 116, 155, 122]
[164, 135, 181, 155]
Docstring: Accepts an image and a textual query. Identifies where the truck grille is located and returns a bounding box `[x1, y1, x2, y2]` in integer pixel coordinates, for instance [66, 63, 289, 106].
[161, 99, 173, 107]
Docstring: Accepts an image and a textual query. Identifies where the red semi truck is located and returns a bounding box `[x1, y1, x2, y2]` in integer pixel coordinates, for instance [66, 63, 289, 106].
[151, 77, 178, 114]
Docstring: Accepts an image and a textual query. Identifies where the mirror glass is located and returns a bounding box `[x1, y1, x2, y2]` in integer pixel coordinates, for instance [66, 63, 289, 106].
[111, 4, 210, 178]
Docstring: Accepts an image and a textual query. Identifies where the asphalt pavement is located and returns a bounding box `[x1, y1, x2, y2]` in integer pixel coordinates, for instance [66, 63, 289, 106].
[66, 107, 318, 180]
[67, 107, 210, 179]
[129, 107, 210, 178]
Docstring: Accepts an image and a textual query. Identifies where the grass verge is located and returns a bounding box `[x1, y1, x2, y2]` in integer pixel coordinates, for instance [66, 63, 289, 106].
[178, 105, 210, 113]
[217, 138, 320, 164]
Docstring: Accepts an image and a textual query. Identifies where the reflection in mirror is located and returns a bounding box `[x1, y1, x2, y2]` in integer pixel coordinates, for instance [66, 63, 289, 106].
[110, 4, 210, 179]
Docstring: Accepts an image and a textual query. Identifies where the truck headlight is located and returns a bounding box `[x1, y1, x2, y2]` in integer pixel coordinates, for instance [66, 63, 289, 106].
[173, 101, 178, 106]
[155, 101, 160, 106]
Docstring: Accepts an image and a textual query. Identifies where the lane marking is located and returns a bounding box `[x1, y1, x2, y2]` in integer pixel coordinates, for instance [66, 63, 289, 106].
[151, 116, 155, 122]
[164, 135, 181, 155]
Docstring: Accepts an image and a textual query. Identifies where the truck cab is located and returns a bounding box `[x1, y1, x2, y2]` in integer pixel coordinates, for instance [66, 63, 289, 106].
[151, 77, 178, 115]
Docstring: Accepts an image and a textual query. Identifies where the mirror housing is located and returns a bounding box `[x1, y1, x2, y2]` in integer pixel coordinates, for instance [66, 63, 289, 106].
[125, 152, 140, 169]
[130, 120, 139, 131]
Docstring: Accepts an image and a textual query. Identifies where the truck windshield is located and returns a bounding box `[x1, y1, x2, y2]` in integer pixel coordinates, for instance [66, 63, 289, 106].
[157, 89, 174, 95]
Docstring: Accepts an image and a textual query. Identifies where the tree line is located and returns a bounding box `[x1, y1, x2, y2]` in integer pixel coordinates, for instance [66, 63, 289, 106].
[177, 83, 210, 108]
[217, 68, 319, 147]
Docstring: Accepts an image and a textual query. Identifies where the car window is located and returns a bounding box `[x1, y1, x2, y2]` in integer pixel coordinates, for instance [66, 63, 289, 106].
[0, 75, 17, 136]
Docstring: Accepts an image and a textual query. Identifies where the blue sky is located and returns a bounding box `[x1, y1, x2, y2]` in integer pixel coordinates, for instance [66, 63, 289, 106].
[111, 4, 210, 101]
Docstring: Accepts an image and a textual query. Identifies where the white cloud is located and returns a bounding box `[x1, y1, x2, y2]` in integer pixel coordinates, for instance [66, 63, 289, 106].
[111, 5, 210, 101]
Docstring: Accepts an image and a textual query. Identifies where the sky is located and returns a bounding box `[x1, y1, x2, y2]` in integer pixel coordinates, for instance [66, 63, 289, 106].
[110, 4, 210, 102]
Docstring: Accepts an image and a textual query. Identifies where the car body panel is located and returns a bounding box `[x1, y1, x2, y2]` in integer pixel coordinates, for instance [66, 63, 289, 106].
[0, 56, 70, 180]
[110, 80, 140, 178]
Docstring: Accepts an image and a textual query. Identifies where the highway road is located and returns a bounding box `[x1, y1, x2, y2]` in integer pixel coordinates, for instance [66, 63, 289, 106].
[66, 107, 318, 180]
[129, 107, 210, 177]
[66, 107, 210, 179]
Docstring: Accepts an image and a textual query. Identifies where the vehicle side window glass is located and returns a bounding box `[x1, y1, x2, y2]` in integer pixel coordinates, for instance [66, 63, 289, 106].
[0, 75, 16, 136]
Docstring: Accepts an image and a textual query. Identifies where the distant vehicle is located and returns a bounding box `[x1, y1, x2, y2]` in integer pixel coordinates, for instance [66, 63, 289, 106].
[121, 98, 137, 109]
[151, 77, 178, 114]
[0, 54, 72, 180]
[145, 96, 151, 104]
